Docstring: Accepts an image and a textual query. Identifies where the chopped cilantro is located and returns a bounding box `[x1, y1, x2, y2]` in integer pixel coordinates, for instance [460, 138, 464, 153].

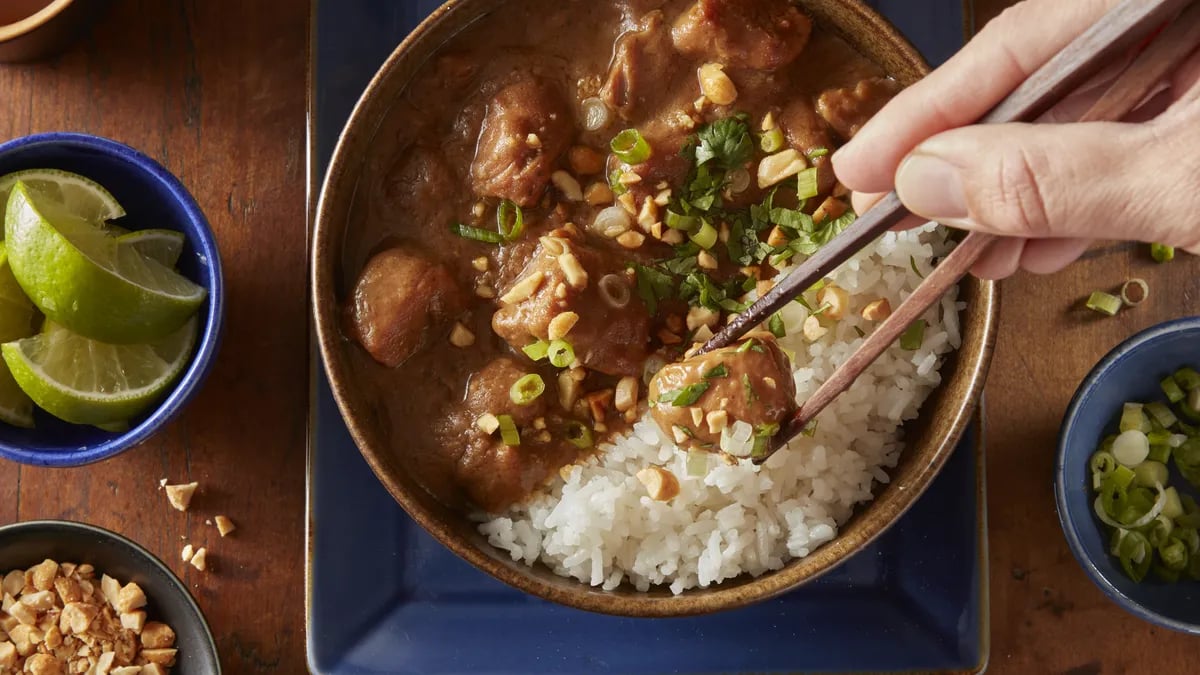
[695, 117, 754, 170]
[737, 338, 756, 353]
[631, 263, 673, 315]
[755, 422, 780, 438]
[703, 363, 729, 379]
[768, 312, 786, 338]
[770, 207, 814, 232]
[659, 382, 711, 407]
[743, 373, 757, 403]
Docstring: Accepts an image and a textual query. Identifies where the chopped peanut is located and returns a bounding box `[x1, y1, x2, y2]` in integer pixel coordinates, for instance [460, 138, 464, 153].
[698, 63, 738, 105]
[558, 371, 581, 410]
[584, 182, 614, 205]
[706, 410, 729, 434]
[686, 306, 719, 331]
[140, 623, 175, 650]
[637, 196, 658, 231]
[163, 482, 198, 512]
[215, 515, 236, 537]
[189, 548, 208, 572]
[551, 171, 583, 201]
[119, 611, 146, 633]
[756, 279, 775, 298]
[618, 191, 637, 215]
[180, 544, 195, 563]
[500, 271, 545, 304]
[766, 225, 789, 247]
[616, 231, 645, 249]
[547, 312, 580, 340]
[763, 377, 777, 390]
[471, 256, 489, 272]
[59, 602, 97, 635]
[568, 146, 606, 175]
[802, 315, 828, 341]
[657, 329, 683, 345]
[525, 133, 542, 148]
[474, 284, 495, 299]
[761, 111, 777, 132]
[661, 228, 685, 245]
[697, 250, 718, 270]
[813, 196, 848, 224]
[30, 561, 57, 592]
[558, 252, 589, 289]
[114, 583, 146, 613]
[816, 284, 850, 320]
[585, 389, 614, 423]
[757, 149, 806, 189]
[448, 322, 475, 348]
[476, 413, 500, 435]
[671, 426, 690, 444]
[636, 466, 681, 501]
[861, 298, 892, 321]
[614, 377, 639, 412]
[617, 171, 642, 185]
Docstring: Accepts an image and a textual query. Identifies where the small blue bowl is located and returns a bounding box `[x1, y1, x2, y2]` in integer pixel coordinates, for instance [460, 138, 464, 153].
[0, 132, 223, 466]
[1057, 316, 1200, 635]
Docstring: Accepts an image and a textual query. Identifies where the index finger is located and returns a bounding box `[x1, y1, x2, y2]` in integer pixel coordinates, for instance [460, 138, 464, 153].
[832, 0, 1119, 194]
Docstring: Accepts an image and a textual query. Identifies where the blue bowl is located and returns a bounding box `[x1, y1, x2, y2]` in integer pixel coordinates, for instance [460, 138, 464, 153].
[0, 132, 223, 466]
[1057, 317, 1200, 635]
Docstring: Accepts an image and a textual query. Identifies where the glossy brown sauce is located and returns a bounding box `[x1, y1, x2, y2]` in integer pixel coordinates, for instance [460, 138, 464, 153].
[339, 0, 893, 512]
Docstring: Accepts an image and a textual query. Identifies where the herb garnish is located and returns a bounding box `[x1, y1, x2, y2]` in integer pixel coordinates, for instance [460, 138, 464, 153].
[703, 363, 729, 379]
[742, 374, 757, 403]
[659, 382, 711, 407]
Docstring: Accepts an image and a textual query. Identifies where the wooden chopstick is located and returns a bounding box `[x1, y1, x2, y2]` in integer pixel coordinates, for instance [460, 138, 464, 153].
[699, 0, 1195, 358]
[753, 0, 1200, 456]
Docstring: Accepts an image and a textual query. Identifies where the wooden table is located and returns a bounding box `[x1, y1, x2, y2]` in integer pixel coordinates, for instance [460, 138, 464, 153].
[0, 0, 1196, 672]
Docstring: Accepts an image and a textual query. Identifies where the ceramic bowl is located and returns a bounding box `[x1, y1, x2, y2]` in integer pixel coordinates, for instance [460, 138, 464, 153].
[312, 0, 998, 616]
[0, 520, 221, 672]
[0, 0, 109, 63]
[1057, 316, 1200, 635]
[0, 132, 224, 467]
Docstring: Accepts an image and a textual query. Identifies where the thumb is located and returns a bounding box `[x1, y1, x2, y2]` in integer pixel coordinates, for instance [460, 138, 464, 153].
[892, 120, 1200, 251]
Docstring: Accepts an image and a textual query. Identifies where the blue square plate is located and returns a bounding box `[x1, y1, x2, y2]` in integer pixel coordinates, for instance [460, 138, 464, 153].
[306, 2, 988, 672]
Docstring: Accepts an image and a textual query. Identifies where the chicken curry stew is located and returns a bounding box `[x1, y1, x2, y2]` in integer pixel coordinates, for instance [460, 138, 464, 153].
[340, 0, 900, 514]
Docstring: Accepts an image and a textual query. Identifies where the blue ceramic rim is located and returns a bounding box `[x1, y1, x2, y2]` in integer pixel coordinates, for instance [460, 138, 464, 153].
[1055, 315, 1200, 636]
[0, 518, 221, 669]
[0, 132, 225, 467]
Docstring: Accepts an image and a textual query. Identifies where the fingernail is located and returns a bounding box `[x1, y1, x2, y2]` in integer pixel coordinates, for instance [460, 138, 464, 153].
[895, 153, 968, 221]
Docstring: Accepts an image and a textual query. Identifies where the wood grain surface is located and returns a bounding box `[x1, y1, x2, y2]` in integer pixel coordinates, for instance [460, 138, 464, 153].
[0, 1, 308, 672]
[1, 0, 1196, 673]
[975, 0, 1200, 673]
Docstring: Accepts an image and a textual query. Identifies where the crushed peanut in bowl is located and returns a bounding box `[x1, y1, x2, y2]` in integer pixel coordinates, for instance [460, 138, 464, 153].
[0, 559, 178, 674]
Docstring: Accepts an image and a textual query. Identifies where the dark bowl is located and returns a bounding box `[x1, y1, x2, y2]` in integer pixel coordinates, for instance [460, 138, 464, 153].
[312, 0, 998, 616]
[1057, 316, 1200, 635]
[0, 132, 224, 467]
[0, 0, 110, 63]
[0, 520, 220, 672]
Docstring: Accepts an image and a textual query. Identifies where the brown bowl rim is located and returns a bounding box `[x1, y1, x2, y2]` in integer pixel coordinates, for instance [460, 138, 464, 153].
[312, 0, 999, 617]
[0, 0, 75, 41]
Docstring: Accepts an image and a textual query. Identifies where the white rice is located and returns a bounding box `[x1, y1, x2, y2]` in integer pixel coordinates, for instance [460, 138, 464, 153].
[477, 222, 963, 594]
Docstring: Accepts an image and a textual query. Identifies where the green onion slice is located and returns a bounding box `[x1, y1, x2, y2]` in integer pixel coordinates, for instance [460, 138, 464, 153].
[736, 338, 756, 354]
[496, 199, 525, 241]
[509, 373, 545, 405]
[1151, 242, 1175, 263]
[611, 128, 652, 164]
[497, 414, 520, 446]
[547, 339, 575, 368]
[1120, 278, 1148, 307]
[1162, 376, 1186, 404]
[1175, 367, 1200, 391]
[1146, 401, 1178, 429]
[768, 312, 786, 338]
[899, 320, 926, 350]
[686, 449, 709, 477]
[1085, 291, 1122, 316]
[522, 340, 550, 361]
[702, 364, 728, 379]
[796, 167, 819, 200]
[807, 147, 830, 160]
[565, 421, 593, 449]
[665, 209, 699, 231]
[451, 223, 505, 244]
[759, 128, 785, 154]
[689, 221, 718, 249]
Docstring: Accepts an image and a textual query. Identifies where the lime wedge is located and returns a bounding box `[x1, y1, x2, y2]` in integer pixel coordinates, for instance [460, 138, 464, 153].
[5, 181, 206, 343]
[116, 229, 186, 268]
[1, 317, 198, 426]
[0, 169, 124, 224]
[0, 241, 37, 428]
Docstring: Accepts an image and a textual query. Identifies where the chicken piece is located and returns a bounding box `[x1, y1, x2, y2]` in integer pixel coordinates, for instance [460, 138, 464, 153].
[601, 11, 679, 121]
[491, 236, 650, 377]
[649, 333, 795, 453]
[470, 75, 573, 207]
[464, 357, 549, 427]
[777, 99, 837, 196]
[816, 77, 901, 140]
[671, 0, 812, 71]
[346, 247, 464, 367]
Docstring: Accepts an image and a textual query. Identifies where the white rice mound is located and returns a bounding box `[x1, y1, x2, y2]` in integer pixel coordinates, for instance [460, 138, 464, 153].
[477, 223, 965, 594]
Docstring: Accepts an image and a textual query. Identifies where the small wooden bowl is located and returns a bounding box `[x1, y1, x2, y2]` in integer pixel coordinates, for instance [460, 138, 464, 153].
[313, 0, 999, 617]
[0, 0, 109, 63]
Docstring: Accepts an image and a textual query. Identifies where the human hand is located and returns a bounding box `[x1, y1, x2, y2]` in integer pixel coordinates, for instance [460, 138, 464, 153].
[832, 0, 1200, 279]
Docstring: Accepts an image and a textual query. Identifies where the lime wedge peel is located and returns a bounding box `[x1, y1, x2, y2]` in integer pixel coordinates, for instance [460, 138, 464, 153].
[5, 181, 206, 344]
[1, 317, 199, 426]
[116, 229, 186, 268]
[0, 168, 124, 224]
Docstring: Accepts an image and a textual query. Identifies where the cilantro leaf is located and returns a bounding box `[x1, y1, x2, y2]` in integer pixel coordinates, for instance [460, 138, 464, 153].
[695, 117, 753, 170]
[703, 364, 729, 379]
[631, 263, 673, 315]
[659, 381, 711, 407]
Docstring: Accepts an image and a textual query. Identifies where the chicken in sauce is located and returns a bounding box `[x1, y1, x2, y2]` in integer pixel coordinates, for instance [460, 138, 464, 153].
[341, 0, 899, 512]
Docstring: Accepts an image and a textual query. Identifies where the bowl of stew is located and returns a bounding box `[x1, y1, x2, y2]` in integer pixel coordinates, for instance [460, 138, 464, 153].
[313, 0, 998, 615]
